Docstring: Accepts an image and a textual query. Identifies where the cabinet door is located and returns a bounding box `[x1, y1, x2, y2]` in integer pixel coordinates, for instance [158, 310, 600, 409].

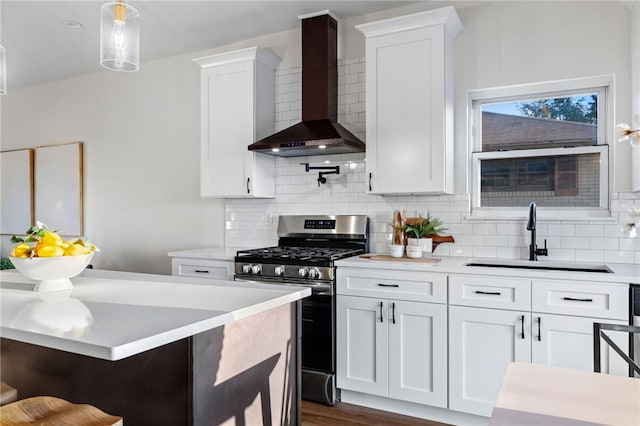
[449, 306, 531, 417]
[531, 314, 628, 376]
[388, 301, 447, 408]
[200, 60, 255, 197]
[365, 26, 447, 195]
[336, 295, 388, 397]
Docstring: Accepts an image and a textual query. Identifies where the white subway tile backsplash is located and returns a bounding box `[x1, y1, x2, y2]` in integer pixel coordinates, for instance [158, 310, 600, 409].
[223, 60, 640, 265]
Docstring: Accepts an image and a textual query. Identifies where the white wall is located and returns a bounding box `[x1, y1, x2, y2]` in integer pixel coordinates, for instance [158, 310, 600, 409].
[225, 1, 639, 265]
[1, 1, 638, 274]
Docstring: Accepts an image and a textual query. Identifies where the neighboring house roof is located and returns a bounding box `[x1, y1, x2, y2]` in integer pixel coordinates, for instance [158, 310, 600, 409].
[482, 111, 597, 151]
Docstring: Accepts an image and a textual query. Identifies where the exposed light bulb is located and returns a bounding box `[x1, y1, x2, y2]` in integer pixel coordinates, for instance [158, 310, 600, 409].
[100, 1, 139, 72]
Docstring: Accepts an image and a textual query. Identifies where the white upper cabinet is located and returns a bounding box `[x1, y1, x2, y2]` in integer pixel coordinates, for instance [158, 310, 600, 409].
[357, 7, 462, 195]
[194, 47, 280, 198]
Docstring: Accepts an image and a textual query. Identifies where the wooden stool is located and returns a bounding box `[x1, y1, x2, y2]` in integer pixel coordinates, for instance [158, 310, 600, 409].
[0, 382, 18, 406]
[0, 396, 122, 426]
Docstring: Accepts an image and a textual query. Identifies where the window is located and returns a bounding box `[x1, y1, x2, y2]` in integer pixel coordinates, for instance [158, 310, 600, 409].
[469, 76, 611, 219]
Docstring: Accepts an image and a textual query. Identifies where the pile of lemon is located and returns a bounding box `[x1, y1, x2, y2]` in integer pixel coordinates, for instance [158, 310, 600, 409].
[10, 224, 98, 258]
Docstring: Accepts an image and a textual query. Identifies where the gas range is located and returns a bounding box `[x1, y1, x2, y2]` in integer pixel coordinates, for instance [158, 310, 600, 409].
[234, 215, 368, 287]
[235, 246, 364, 283]
[233, 214, 368, 406]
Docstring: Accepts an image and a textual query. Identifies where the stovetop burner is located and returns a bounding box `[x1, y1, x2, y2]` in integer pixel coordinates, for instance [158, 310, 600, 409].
[236, 246, 363, 262]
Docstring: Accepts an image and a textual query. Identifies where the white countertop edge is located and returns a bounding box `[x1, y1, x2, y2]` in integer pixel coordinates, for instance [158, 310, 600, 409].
[335, 255, 640, 284]
[167, 247, 239, 261]
[0, 270, 310, 361]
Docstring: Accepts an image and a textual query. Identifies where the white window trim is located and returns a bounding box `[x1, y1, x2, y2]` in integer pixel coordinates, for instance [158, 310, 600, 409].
[467, 75, 614, 220]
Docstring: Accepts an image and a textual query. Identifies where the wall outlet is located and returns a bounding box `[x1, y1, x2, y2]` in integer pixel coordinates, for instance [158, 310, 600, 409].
[265, 211, 274, 226]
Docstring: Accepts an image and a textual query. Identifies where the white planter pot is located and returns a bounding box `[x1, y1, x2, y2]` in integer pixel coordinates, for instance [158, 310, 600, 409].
[407, 238, 433, 257]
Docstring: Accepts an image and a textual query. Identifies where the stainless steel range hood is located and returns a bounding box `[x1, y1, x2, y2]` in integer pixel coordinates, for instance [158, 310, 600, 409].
[248, 12, 366, 158]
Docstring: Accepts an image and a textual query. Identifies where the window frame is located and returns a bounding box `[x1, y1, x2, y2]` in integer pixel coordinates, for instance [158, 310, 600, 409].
[468, 75, 613, 220]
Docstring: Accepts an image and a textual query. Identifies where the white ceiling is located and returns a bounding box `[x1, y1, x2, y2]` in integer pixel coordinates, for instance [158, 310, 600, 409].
[1, 0, 420, 91]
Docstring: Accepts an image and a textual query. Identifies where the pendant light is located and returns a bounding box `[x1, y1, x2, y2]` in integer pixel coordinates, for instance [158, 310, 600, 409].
[0, 45, 6, 94]
[100, 0, 139, 72]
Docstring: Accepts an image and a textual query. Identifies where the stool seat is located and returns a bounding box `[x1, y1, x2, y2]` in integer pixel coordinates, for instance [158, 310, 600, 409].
[0, 396, 122, 426]
[0, 382, 18, 406]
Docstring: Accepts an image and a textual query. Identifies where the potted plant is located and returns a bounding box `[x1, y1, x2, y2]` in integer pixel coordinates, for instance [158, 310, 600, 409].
[404, 214, 447, 257]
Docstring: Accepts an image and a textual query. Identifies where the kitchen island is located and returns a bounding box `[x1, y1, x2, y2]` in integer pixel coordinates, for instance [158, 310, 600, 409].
[0, 269, 310, 426]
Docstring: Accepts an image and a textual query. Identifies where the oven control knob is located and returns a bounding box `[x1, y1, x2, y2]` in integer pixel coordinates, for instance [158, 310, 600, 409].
[274, 266, 285, 276]
[298, 267, 309, 278]
[308, 268, 320, 279]
[242, 264, 252, 274]
[251, 264, 262, 275]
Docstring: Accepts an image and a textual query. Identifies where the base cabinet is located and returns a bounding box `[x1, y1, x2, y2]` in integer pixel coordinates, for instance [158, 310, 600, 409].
[171, 257, 233, 280]
[337, 295, 447, 408]
[448, 274, 629, 418]
[448, 306, 531, 417]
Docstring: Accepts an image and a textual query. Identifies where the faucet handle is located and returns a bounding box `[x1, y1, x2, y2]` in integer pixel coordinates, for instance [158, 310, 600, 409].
[536, 239, 549, 257]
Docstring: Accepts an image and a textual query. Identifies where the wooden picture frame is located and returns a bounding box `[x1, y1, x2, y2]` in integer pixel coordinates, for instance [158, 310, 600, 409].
[0, 149, 34, 235]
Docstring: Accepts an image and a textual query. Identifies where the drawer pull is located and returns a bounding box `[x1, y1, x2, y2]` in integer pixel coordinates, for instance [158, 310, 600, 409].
[378, 283, 399, 288]
[537, 317, 542, 341]
[562, 297, 593, 302]
[194, 269, 210, 273]
[378, 301, 384, 323]
[519, 315, 525, 339]
[474, 290, 501, 296]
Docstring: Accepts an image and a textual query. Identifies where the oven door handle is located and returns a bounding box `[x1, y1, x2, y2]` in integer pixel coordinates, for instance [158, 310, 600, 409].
[234, 277, 333, 295]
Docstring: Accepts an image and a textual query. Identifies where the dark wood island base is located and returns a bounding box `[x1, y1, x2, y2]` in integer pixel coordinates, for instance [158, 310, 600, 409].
[1, 302, 300, 426]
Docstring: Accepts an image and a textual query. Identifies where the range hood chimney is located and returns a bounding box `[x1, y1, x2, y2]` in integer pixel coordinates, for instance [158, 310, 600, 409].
[248, 12, 366, 157]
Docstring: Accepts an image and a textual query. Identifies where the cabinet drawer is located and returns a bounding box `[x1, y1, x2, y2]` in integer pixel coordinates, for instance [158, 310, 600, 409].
[532, 280, 628, 320]
[337, 268, 447, 303]
[449, 275, 531, 311]
[171, 258, 232, 280]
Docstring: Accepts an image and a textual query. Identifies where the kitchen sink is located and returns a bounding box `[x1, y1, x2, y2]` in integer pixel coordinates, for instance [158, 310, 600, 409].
[465, 259, 613, 273]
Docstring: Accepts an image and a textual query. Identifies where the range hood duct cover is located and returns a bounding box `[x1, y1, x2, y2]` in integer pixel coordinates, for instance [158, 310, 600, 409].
[248, 13, 365, 157]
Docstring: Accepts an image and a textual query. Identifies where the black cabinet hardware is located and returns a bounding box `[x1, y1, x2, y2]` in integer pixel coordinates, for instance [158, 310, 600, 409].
[368, 173, 372, 191]
[520, 315, 525, 339]
[246, 177, 250, 194]
[378, 283, 399, 288]
[537, 317, 542, 341]
[562, 297, 593, 302]
[474, 290, 501, 296]
[379, 301, 383, 323]
[194, 270, 209, 274]
[391, 303, 396, 324]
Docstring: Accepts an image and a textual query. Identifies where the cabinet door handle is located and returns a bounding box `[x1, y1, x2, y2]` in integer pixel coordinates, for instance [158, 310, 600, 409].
[246, 177, 250, 194]
[520, 315, 525, 339]
[537, 317, 542, 341]
[562, 297, 593, 302]
[391, 302, 396, 324]
[194, 269, 210, 274]
[474, 290, 501, 296]
[368, 173, 372, 191]
[378, 301, 383, 323]
[378, 283, 399, 288]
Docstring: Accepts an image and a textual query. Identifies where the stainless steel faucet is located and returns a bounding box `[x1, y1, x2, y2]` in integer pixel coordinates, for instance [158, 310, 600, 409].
[526, 201, 548, 261]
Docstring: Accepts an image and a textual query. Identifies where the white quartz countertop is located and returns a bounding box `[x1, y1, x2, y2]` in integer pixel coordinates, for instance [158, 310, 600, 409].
[167, 247, 238, 261]
[335, 255, 640, 284]
[0, 269, 310, 361]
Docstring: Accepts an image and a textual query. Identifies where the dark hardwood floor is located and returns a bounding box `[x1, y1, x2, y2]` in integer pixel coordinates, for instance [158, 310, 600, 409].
[301, 400, 452, 426]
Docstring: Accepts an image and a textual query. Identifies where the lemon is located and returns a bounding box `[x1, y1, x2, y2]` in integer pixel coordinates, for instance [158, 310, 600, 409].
[41, 231, 63, 246]
[10, 243, 31, 258]
[64, 244, 89, 256]
[37, 244, 65, 257]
